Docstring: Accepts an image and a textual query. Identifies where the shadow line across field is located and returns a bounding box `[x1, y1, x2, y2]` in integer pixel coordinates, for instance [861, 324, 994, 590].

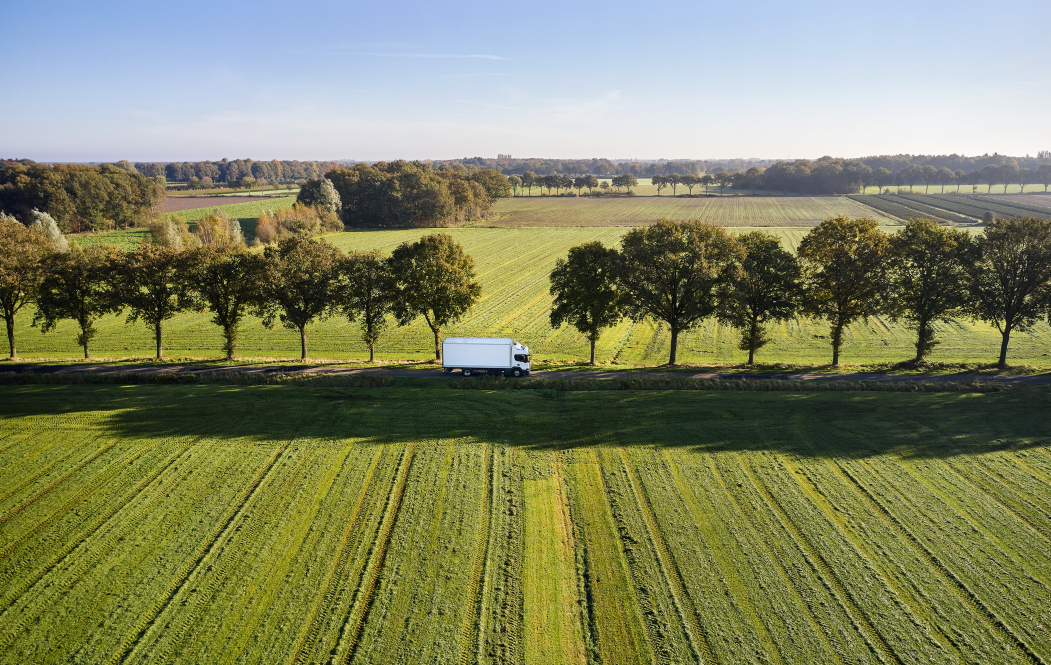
[1, 383, 1047, 460]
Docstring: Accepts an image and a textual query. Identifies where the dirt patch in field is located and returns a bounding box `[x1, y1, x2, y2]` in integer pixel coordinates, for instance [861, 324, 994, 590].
[162, 196, 288, 212]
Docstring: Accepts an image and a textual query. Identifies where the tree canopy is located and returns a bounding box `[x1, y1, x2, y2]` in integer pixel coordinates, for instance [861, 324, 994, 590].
[549, 241, 624, 365]
[34, 244, 119, 359]
[0, 216, 53, 357]
[389, 233, 481, 361]
[261, 236, 343, 360]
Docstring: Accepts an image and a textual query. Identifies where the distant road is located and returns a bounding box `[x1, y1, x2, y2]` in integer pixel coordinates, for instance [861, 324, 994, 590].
[2, 363, 1050, 384]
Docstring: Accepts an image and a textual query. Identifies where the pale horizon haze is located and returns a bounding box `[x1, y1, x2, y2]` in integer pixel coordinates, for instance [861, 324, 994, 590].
[1, 0, 1048, 163]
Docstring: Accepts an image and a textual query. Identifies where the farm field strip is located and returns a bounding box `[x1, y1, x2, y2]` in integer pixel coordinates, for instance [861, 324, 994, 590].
[977, 194, 1051, 212]
[964, 195, 1051, 217]
[4, 387, 1051, 664]
[836, 457, 1047, 664]
[900, 193, 1050, 222]
[489, 196, 899, 228]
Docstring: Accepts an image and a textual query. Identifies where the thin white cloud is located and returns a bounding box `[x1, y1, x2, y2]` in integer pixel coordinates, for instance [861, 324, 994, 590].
[364, 52, 503, 60]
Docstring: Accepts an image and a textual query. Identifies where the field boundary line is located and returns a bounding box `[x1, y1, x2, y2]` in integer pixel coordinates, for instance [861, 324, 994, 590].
[286, 445, 387, 665]
[0, 440, 117, 529]
[108, 439, 292, 665]
[834, 458, 1045, 665]
[619, 450, 713, 665]
[704, 455, 844, 663]
[335, 443, 417, 665]
[459, 443, 494, 665]
[736, 457, 902, 665]
[0, 439, 197, 604]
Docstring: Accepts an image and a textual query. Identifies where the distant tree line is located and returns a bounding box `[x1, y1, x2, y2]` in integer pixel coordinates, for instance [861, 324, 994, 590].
[0, 161, 165, 232]
[550, 216, 1051, 369]
[123, 158, 338, 187]
[0, 215, 481, 362]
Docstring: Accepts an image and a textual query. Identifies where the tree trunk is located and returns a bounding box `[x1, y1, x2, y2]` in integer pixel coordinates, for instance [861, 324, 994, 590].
[223, 324, 236, 360]
[589, 336, 596, 366]
[915, 316, 932, 363]
[5, 314, 14, 359]
[154, 322, 163, 359]
[369, 344, 375, 363]
[300, 325, 308, 360]
[831, 322, 844, 367]
[83, 340, 90, 360]
[668, 326, 678, 366]
[747, 346, 755, 365]
[433, 327, 441, 362]
[998, 327, 1011, 368]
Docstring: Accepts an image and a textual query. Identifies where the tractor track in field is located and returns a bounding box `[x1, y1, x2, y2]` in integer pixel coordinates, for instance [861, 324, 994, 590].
[4, 362, 1050, 384]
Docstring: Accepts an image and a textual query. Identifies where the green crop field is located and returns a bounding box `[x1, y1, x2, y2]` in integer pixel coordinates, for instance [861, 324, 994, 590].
[1, 383, 1050, 664]
[17, 227, 1048, 366]
[489, 195, 899, 227]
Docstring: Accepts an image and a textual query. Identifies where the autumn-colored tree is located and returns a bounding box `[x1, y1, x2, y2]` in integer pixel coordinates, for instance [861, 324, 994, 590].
[549, 241, 624, 365]
[619, 219, 741, 365]
[389, 234, 481, 361]
[797, 216, 890, 366]
[0, 215, 53, 357]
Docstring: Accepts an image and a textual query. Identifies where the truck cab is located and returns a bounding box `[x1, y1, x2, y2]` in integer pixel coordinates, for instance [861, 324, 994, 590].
[511, 341, 531, 375]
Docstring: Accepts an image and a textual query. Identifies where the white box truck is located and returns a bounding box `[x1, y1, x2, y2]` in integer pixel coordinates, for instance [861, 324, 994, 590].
[443, 338, 531, 377]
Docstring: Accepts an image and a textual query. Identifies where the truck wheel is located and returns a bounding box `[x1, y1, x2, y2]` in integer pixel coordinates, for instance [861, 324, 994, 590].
[511, 368, 523, 378]
[463, 368, 473, 377]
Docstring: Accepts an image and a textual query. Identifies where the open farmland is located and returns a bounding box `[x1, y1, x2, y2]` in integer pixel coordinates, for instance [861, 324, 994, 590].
[23, 227, 1050, 366]
[1, 384, 1050, 664]
[488, 196, 900, 227]
[161, 195, 293, 213]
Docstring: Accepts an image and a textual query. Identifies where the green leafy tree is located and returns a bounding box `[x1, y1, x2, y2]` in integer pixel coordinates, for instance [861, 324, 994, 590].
[872, 167, 892, 193]
[262, 236, 343, 360]
[717, 232, 801, 365]
[966, 217, 1051, 368]
[584, 174, 599, 194]
[339, 250, 396, 362]
[470, 169, 512, 203]
[619, 219, 741, 365]
[0, 216, 53, 358]
[549, 241, 624, 365]
[189, 245, 268, 359]
[389, 233, 481, 362]
[34, 244, 120, 359]
[652, 174, 668, 195]
[110, 243, 200, 359]
[797, 216, 890, 366]
[714, 171, 733, 194]
[886, 219, 974, 363]
[297, 178, 342, 213]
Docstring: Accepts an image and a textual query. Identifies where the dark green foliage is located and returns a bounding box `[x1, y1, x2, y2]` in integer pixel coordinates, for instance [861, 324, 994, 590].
[797, 216, 890, 366]
[262, 236, 343, 360]
[34, 244, 120, 359]
[886, 219, 974, 362]
[326, 161, 509, 228]
[188, 246, 269, 359]
[296, 178, 342, 213]
[717, 232, 801, 364]
[0, 162, 163, 232]
[549, 241, 624, 364]
[389, 234, 481, 361]
[339, 250, 396, 362]
[619, 219, 741, 365]
[965, 217, 1051, 367]
[109, 243, 200, 359]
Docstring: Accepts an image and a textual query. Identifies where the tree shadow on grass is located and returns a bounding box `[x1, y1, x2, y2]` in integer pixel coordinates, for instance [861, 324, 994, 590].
[0, 384, 1047, 460]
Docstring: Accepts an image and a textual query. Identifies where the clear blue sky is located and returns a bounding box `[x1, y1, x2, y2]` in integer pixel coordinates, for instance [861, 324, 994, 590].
[1, 0, 1048, 162]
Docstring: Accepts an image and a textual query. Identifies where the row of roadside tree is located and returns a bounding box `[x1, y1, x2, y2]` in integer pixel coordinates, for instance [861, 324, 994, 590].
[551, 216, 1051, 368]
[0, 213, 482, 361]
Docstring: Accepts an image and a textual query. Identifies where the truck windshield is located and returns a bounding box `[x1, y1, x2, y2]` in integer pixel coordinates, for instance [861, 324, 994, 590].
[514, 354, 530, 363]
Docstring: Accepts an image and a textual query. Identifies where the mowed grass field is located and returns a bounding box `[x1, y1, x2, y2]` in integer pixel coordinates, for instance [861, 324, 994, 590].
[10, 227, 1049, 366]
[489, 195, 900, 227]
[1, 384, 1050, 664]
